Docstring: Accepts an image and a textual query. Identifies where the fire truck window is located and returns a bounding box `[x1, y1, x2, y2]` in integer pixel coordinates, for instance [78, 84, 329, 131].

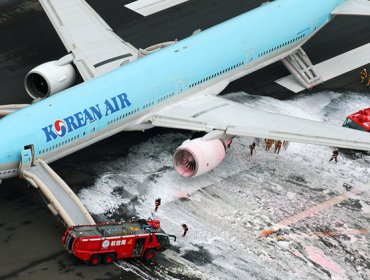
[342, 118, 350, 127]
[156, 235, 170, 251]
[343, 119, 366, 131]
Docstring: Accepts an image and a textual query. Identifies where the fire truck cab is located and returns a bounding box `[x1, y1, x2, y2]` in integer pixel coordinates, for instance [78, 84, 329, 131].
[61, 219, 176, 265]
[342, 108, 370, 132]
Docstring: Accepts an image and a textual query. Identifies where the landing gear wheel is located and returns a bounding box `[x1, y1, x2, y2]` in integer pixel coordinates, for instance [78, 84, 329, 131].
[89, 254, 101, 266]
[144, 249, 157, 261]
[103, 253, 116, 264]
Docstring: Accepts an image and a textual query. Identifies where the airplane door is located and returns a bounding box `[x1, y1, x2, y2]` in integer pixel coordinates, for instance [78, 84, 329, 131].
[90, 121, 97, 136]
[21, 144, 34, 169]
[85, 119, 97, 138]
[24, 144, 35, 163]
[311, 17, 321, 32]
[245, 48, 255, 63]
[176, 79, 184, 94]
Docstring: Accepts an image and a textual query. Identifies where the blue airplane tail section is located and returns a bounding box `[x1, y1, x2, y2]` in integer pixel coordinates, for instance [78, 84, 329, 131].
[332, 0, 370, 16]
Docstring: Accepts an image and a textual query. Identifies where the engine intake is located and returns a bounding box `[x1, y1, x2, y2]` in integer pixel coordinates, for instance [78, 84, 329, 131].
[173, 139, 228, 177]
[25, 61, 76, 99]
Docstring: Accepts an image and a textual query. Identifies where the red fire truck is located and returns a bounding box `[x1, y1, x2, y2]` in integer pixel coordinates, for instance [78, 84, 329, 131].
[61, 219, 176, 265]
[342, 108, 370, 132]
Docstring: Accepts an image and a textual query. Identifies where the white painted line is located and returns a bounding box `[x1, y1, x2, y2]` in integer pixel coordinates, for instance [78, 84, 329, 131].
[125, 0, 189, 16]
[276, 43, 370, 93]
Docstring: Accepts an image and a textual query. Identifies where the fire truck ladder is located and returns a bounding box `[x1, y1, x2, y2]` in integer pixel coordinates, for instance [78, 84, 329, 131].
[281, 47, 323, 90]
[19, 158, 95, 227]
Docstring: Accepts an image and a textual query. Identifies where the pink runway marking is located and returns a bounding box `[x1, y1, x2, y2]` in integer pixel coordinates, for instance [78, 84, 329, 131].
[259, 188, 363, 237]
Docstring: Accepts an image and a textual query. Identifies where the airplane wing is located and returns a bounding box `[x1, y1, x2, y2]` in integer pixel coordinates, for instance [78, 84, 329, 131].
[150, 94, 370, 151]
[39, 0, 138, 80]
[332, 0, 370, 16]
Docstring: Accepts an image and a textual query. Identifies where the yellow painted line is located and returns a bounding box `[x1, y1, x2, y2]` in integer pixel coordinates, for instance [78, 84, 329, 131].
[259, 188, 363, 238]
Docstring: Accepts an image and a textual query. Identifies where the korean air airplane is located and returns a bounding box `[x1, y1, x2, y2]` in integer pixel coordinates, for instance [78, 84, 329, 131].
[1, 0, 370, 182]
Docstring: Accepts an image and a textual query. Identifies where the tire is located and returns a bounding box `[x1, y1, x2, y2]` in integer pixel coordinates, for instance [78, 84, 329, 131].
[89, 254, 101, 266]
[103, 253, 116, 264]
[144, 249, 157, 261]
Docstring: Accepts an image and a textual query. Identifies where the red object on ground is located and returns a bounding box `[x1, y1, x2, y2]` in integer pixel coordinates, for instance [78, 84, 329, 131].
[61, 219, 175, 265]
[342, 108, 370, 132]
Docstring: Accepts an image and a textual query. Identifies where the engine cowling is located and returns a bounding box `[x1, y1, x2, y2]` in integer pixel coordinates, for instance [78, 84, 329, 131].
[24, 61, 76, 99]
[173, 138, 228, 177]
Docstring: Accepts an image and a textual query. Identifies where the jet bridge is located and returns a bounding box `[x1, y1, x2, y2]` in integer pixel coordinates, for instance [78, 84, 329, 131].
[20, 158, 95, 227]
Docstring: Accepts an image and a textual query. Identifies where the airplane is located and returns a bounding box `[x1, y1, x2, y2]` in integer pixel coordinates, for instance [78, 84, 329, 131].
[0, 0, 370, 183]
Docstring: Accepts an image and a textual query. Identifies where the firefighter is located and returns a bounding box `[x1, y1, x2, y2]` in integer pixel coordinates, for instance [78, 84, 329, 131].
[360, 68, 368, 85]
[182, 224, 189, 237]
[343, 183, 352, 191]
[265, 139, 274, 151]
[274, 140, 282, 154]
[329, 150, 339, 163]
[249, 142, 256, 156]
[154, 198, 161, 212]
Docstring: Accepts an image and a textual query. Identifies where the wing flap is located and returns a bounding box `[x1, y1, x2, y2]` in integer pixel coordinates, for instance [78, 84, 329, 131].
[39, 0, 138, 80]
[332, 0, 370, 16]
[151, 95, 370, 151]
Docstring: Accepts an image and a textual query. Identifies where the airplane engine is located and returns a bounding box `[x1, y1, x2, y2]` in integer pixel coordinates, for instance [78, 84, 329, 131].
[25, 61, 76, 99]
[173, 138, 228, 177]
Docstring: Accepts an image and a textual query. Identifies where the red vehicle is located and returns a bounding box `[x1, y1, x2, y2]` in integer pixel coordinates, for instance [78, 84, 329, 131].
[61, 219, 176, 265]
[342, 108, 370, 132]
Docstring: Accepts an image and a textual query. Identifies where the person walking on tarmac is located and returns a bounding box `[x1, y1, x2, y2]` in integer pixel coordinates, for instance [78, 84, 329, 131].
[274, 140, 283, 154]
[154, 198, 161, 212]
[182, 224, 189, 237]
[329, 150, 339, 163]
[249, 142, 256, 156]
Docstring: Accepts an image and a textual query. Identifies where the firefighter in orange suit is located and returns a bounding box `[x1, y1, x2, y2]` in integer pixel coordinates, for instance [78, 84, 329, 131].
[265, 139, 274, 151]
[360, 68, 368, 85]
[274, 140, 282, 154]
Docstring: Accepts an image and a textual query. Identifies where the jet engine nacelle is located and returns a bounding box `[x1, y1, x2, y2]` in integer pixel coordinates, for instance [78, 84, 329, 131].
[24, 61, 76, 100]
[173, 138, 227, 177]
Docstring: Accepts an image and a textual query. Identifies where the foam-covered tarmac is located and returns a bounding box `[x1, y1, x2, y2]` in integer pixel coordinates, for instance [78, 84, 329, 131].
[0, 1, 369, 279]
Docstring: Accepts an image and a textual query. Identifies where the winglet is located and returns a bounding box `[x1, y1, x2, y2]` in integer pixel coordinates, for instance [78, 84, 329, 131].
[332, 0, 370, 16]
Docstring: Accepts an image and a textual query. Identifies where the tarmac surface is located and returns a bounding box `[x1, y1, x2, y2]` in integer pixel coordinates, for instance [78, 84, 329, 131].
[0, 0, 369, 279]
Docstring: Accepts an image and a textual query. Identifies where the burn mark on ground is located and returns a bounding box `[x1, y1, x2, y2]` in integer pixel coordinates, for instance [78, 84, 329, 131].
[337, 199, 362, 211]
[181, 245, 213, 266]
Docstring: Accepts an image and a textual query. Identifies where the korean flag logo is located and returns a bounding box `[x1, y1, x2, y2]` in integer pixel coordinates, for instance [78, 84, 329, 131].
[54, 120, 67, 137]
